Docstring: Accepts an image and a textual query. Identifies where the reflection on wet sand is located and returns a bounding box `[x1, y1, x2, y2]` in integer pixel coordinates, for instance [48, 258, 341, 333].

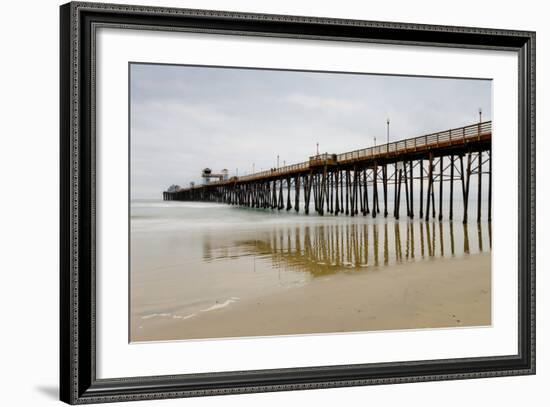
[203, 221, 491, 276]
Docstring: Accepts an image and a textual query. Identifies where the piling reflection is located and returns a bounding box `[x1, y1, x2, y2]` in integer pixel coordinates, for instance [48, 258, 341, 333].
[203, 221, 491, 277]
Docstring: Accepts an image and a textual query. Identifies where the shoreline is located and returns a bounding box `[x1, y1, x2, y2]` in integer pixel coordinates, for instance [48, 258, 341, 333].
[132, 252, 491, 342]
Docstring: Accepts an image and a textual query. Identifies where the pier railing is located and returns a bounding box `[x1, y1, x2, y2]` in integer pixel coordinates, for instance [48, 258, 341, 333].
[336, 121, 491, 163]
[235, 161, 310, 183]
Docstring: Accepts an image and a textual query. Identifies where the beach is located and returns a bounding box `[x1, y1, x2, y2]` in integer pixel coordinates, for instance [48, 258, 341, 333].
[132, 252, 490, 341]
[130, 200, 491, 342]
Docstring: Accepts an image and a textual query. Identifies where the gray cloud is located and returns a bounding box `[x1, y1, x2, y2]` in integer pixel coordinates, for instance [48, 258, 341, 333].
[130, 63, 491, 199]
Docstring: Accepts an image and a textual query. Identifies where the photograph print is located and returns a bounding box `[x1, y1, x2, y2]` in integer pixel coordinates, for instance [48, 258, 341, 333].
[130, 63, 492, 342]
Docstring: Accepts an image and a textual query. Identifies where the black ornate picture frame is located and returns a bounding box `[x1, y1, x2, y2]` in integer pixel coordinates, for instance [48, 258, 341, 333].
[60, 1, 535, 404]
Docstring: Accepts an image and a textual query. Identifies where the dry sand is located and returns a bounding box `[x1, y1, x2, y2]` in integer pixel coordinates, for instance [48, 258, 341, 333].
[132, 253, 490, 342]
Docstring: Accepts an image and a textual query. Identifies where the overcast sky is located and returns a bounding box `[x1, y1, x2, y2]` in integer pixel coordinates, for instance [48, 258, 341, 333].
[130, 63, 491, 199]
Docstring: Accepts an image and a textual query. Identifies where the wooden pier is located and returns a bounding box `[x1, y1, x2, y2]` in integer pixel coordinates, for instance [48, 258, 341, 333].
[164, 121, 492, 223]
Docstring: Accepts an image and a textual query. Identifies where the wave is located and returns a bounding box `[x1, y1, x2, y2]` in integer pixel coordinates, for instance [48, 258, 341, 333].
[139, 297, 241, 322]
[199, 297, 240, 313]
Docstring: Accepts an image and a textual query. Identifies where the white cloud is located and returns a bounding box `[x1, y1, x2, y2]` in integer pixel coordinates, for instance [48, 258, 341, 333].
[285, 93, 362, 112]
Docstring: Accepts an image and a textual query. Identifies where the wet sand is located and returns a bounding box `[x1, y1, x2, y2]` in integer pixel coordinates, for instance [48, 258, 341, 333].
[132, 252, 490, 342]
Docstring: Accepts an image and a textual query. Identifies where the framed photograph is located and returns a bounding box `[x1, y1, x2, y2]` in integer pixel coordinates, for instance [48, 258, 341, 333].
[60, 1, 535, 404]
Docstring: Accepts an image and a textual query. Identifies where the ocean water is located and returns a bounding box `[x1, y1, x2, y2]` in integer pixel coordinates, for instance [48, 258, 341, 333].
[130, 198, 491, 334]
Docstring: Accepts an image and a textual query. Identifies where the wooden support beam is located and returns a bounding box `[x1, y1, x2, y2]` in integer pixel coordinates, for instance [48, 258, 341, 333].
[396, 169, 403, 220]
[359, 169, 364, 214]
[449, 155, 454, 220]
[431, 173, 436, 219]
[404, 161, 410, 218]
[346, 170, 350, 215]
[278, 178, 284, 210]
[330, 171, 334, 214]
[272, 180, 277, 209]
[340, 171, 344, 214]
[459, 155, 465, 218]
[350, 169, 355, 217]
[393, 163, 398, 217]
[316, 173, 321, 214]
[335, 169, 340, 215]
[319, 174, 324, 213]
[354, 167, 359, 215]
[260, 183, 264, 208]
[383, 164, 388, 217]
[375, 167, 380, 214]
[425, 154, 434, 222]
[409, 160, 414, 219]
[419, 159, 424, 219]
[286, 177, 292, 211]
[438, 156, 444, 221]
[304, 174, 312, 214]
[364, 169, 370, 215]
[295, 176, 300, 212]
[477, 151, 483, 222]
[462, 152, 472, 224]
[320, 169, 327, 215]
[325, 168, 330, 214]
[313, 174, 319, 212]
[372, 161, 378, 218]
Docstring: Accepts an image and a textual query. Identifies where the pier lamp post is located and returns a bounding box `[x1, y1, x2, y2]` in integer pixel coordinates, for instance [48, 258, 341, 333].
[277, 155, 279, 169]
[374, 136, 376, 147]
[478, 108, 482, 123]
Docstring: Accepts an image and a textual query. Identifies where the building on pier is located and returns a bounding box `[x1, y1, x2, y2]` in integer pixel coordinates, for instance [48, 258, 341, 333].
[166, 184, 181, 193]
[202, 168, 229, 183]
